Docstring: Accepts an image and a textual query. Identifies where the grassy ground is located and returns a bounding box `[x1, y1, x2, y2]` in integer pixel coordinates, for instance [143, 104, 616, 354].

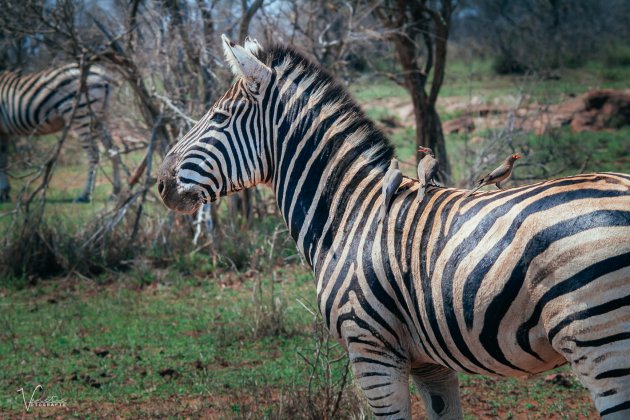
[1, 54, 628, 417]
[0, 268, 596, 418]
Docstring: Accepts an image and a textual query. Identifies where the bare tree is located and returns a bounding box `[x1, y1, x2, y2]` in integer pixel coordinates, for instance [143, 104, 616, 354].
[373, 0, 455, 180]
[239, 0, 265, 43]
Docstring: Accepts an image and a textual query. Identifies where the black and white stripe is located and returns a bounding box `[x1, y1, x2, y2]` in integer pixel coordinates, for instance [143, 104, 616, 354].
[0, 63, 120, 201]
[158, 37, 630, 419]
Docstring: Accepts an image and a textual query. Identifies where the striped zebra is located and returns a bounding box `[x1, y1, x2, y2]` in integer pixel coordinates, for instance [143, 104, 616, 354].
[158, 36, 630, 419]
[0, 64, 121, 202]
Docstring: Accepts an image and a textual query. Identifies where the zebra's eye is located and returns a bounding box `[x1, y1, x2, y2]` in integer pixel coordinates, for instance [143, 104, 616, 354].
[211, 112, 228, 124]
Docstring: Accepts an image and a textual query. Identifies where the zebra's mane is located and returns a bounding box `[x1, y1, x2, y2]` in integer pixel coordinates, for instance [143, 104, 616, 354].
[256, 44, 395, 171]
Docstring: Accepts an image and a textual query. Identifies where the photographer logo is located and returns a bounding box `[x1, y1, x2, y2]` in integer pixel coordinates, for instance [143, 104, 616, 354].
[17, 385, 67, 412]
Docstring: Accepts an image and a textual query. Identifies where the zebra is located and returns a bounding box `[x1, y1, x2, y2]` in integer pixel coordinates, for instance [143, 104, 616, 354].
[0, 63, 122, 202]
[157, 36, 630, 419]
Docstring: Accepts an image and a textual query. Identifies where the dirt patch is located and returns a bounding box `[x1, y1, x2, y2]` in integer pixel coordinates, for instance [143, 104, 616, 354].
[2, 378, 597, 419]
[367, 89, 630, 136]
[443, 116, 475, 134]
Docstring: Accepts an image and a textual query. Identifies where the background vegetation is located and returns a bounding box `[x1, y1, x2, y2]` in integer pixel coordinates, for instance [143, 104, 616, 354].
[0, 0, 628, 417]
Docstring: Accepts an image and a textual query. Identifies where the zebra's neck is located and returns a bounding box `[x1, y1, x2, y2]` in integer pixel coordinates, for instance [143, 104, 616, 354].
[267, 57, 394, 267]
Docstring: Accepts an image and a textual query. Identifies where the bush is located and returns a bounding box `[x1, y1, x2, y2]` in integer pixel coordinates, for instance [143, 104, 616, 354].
[0, 190, 300, 288]
[0, 209, 137, 284]
[604, 43, 630, 68]
[492, 55, 529, 75]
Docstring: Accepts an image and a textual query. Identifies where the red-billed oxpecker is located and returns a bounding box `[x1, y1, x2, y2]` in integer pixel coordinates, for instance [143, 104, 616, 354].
[466, 153, 522, 197]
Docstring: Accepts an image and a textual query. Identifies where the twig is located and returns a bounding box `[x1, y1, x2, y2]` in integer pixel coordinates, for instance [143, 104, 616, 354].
[130, 114, 162, 243]
[152, 92, 198, 125]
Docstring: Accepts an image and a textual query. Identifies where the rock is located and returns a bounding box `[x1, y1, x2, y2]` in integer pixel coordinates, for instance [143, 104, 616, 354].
[544, 373, 573, 388]
[520, 89, 630, 134]
[570, 89, 630, 132]
[443, 116, 475, 134]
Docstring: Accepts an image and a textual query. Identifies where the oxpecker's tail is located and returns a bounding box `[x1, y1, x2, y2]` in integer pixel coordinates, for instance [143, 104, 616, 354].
[417, 185, 426, 202]
[465, 184, 482, 198]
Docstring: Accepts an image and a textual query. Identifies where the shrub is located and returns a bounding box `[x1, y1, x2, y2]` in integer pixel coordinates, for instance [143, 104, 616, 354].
[604, 43, 630, 68]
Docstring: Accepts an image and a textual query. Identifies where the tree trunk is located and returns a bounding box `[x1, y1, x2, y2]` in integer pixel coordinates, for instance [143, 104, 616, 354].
[425, 105, 450, 181]
[374, 0, 453, 181]
[238, 0, 264, 44]
[392, 36, 450, 181]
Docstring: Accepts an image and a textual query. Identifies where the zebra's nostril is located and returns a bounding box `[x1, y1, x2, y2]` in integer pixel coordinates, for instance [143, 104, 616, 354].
[158, 180, 165, 195]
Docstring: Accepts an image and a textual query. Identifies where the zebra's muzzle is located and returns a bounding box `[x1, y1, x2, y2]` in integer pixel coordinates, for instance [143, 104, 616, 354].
[158, 154, 204, 214]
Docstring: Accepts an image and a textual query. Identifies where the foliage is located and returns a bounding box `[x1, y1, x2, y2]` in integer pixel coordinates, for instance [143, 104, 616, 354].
[603, 42, 630, 68]
[0, 207, 134, 282]
[455, 0, 630, 74]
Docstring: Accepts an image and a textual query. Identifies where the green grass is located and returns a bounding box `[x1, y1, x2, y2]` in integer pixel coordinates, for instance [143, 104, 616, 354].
[444, 126, 630, 188]
[364, 106, 399, 124]
[458, 371, 595, 418]
[390, 127, 417, 174]
[349, 77, 408, 102]
[0, 267, 597, 417]
[0, 266, 326, 415]
[350, 55, 630, 185]
[524, 126, 630, 174]
[0, 138, 154, 234]
[351, 55, 630, 108]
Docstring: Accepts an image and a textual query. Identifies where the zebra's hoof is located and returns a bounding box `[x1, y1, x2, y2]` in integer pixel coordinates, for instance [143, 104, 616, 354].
[73, 195, 91, 203]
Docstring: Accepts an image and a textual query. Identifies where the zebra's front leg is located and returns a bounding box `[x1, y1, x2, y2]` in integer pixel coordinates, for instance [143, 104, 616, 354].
[349, 347, 411, 418]
[75, 136, 100, 203]
[411, 364, 463, 419]
[0, 135, 10, 202]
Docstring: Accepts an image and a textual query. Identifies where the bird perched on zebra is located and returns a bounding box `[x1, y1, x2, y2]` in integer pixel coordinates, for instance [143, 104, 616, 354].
[417, 146, 439, 201]
[0, 64, 122, 202]
[380, 158, 402, 223]
[158, 36, 630, 419]
[465, 153, 521, 197]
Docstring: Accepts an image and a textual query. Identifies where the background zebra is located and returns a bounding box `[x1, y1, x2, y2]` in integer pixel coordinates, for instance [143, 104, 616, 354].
[158, 36, 630, 419]
[0, 64, 122, 202]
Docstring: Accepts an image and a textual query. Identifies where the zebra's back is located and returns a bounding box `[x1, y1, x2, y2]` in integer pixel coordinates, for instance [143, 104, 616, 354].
[0, 64, 110, 137]
[319, 172, 630, 378]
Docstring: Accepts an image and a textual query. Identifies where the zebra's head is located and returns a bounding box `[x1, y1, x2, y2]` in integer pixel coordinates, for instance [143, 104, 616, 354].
[158, 35, 273, 214]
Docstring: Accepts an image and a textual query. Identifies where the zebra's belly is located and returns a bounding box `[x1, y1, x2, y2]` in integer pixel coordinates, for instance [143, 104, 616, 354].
[407, 294, 567, 378]
[1, 116, 65, 137]
[33, 118, 65, 136]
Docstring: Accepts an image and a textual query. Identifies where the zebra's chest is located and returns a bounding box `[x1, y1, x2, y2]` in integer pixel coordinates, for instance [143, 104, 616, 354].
[313, 237, 417, 346]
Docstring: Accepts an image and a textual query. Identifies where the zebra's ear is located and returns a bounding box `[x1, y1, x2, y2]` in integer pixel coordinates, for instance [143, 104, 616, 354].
[222, 34, 271, 93]
[243, 37, 263, 55]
